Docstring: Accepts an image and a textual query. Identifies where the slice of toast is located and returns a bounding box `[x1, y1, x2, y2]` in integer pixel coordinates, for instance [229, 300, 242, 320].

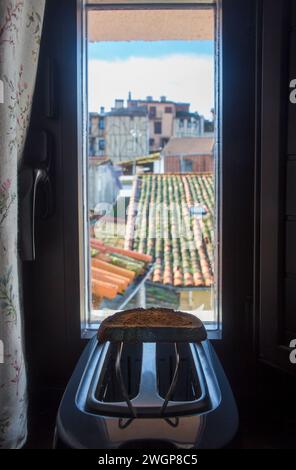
[97, 308, 207, 344]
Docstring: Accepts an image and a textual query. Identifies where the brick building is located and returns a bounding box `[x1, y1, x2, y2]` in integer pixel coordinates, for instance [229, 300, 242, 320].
[161, 137, 214, 173]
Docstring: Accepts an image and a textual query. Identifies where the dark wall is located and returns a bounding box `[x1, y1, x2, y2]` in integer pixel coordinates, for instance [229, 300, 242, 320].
[258, 0, 296, 373]
[285, 3, 296, 345]
[23, 0, 83, 396]
[214, 0, 257, 396]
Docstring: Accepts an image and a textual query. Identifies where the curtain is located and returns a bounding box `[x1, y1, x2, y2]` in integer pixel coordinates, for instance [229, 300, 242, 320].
[0, 0, 45, 449]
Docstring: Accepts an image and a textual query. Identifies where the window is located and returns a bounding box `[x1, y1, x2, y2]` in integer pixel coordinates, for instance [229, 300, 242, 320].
[99, 139, 105, 151]
[89, 137, 96, 156]
[204, 120, 214, 133]
[149, 106, 156, 118]
[181, 158, 193, 173]
[23, 0, 262, 383]
[84, 3, 218, 331]
[154, 121, 162, 134]
[99, 118, 105, 130]
[187, 119, 192, 128]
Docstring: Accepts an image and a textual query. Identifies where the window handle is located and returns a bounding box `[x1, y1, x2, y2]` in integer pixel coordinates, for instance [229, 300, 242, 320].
[19, 166, 53, 261]
[19, 131, 54, 261]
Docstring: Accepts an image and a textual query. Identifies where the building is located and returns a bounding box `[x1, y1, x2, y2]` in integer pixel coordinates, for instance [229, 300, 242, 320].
[89, 108, 106, 157]
[88, 158, 121, 211]
[89, 100, 149, 163]
[161, 137, 214, 173]
[116, 152, 161, 175]
[127, 94, 214, 152]
[174, 107, 215, 138]
[89, 96, 215, 161]
[106, 101, 149, 164]
[174, 110, 203, 137]
[127, 95, 177, 152]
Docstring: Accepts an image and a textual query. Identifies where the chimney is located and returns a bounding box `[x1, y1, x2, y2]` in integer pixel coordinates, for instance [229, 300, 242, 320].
[128, 91, 132, 101]
[160, 96, 166, 102]
[115, 99, 124, 109]
[146, 96, 153, 102]
[100, 106, 105, 114]
[200, 116, 205, 136]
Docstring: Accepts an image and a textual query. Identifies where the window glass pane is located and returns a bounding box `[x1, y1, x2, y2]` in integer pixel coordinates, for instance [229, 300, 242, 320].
[86, 6, 218, 329]
[154, 122, 162, 135]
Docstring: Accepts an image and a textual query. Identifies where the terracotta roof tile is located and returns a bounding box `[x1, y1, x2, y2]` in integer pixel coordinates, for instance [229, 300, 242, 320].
[125, 174, 214, 288]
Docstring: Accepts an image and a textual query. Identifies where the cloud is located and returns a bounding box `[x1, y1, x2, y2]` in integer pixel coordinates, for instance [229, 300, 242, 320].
[88, 54, 214, 118]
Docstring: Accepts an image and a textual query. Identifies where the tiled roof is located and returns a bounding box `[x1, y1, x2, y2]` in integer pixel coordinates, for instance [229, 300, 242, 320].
[91, 239, 153, 305]
[162, 137, 214, 157]
[125, 174, 214, 288]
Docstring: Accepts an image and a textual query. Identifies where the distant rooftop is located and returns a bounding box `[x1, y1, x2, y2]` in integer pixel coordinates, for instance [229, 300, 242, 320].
[108, 106, 147, 117]
[90, 107, 147, 118]
[128, 97, 190, 106]
[176, 110, 200, 119]
[90, 97, 207, 120]
[162, 137, 214, 157]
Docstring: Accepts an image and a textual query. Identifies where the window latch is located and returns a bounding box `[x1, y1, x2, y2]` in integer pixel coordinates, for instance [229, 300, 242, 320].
[19, 131, 54, 261]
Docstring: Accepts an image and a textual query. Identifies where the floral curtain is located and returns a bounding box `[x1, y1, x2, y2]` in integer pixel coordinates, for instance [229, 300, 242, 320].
[0, 0, 45, 449]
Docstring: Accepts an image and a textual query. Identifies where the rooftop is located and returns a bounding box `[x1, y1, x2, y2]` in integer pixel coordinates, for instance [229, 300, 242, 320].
[125, 174, 214, 288]
[116, 152, 160, 167]
[176, 111, 200, 119]
[128, 98, 190, 106]
[90, 108, 148, 118]
[162, 137, 214, 157]
[108, 106, 148, 117]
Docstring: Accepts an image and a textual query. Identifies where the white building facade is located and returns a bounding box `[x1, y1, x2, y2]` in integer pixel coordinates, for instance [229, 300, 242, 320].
[89, 103, 149, 163]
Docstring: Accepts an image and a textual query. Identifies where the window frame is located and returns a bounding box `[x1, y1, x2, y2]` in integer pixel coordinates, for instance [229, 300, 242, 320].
[82, 0, 259, 387]
[149, 106, 157, 118]
[154, 120, 162, 134]
[83, 0, 220, 335]
[181, 158, 194, 173]
[98, 138, 105, 151]
[24, 0, 258, 390]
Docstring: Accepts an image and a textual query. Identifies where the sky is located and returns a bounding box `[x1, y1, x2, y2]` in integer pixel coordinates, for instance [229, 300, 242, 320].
[88, 40, 214, 119]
